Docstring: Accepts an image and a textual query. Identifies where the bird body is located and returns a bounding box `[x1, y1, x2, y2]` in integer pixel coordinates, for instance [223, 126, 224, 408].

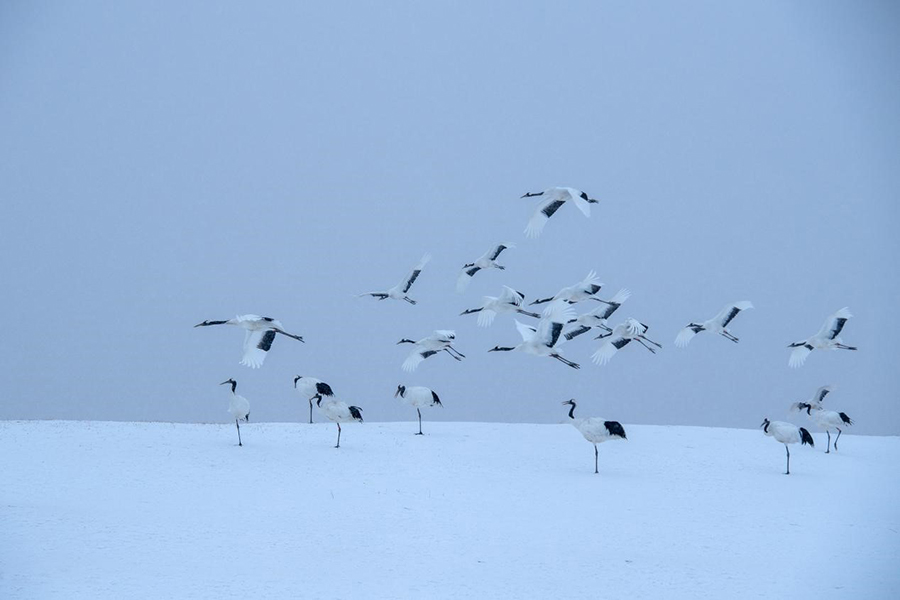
[488, 301, 580, 368]
[531, 270, 603, 306]
[316, 396, 363, 448]
[359, 254, 432, 305]
[195, 314, 304, 368]
[460, 286, 540, 327]
[522, 187, 599, 238]
[294, 376, 335, 424]
[398, 330, 466, 372]
[220, 379, 250, 446]
[675, 300, 753, 347]
[456, 243, 514, 292]
[562, 400, 626, 474]
[760, 418, 814, 474]
[788, 307, 857, 368]
[395, 384, 443, 434]
[564, 288, 631, 340]
[591, 318, 661, 365]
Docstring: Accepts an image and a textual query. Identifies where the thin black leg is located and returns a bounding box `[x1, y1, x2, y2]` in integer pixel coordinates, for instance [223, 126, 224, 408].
[236, 420, 242, 447]
[336, 423, 341, 448]
[594, 444, 599, 474]
[309, 400, 314, 424]
[785, 445, 790, 475]
[826, 430, 831, 454]
[416, 408, 423, 435]
[835, 428, 842, 451]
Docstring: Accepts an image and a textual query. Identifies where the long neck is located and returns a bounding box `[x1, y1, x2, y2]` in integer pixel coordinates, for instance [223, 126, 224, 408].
[398, 339, 416, 345]
[567, 404, 576, 419]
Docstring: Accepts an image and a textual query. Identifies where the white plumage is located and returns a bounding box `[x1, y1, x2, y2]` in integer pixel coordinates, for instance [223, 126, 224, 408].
[358, 253, 432, 305]
[675, 300, 753, 347]
[195, 314, 304, 368]
[564, 288, 631, 341]
[460, 285, 540, 327]
[760, 418, 815, 474]
[488, 301, 580, 369]
[316, 396, 363, 448]
[220, 379, 250, 446]
[530, 270, 604, 306]
[562, 399, 626, 474]
[294, 375, 335, 424]
[395, 384, 443, 435]
[591, 318, 661, 365]
[788, 307, 857, 368]
[522, 187, 599, 238]
[790, 386, 853, 453]
[397, 330, 466, 372]
[456, 243, 514, 292]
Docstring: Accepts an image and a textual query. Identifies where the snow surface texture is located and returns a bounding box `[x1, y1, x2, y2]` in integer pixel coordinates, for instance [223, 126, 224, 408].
[2, 421, 898, 599]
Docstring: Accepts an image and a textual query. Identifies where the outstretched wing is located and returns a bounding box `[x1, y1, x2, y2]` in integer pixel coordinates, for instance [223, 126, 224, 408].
[591, 336, 631, 365]
[400, 254, 432, 293]
[674, 325, 702, 348]
[402, 349, 439, 372]
[789, 343, 813, 368]
[489, 243, 514, 260]
[812, 385, 833, 404]
[456, 266, 481, 293]
[537, 301, 576, 347]
[498, 286, 525, 306]
[241, 329, 276, 368]
[715, 300, 753, 328]
[568, 188, 593, 217]
[515, 319, 538, 342]
[477, 308, 498, 327]
[525, 197, 566, 238]
[817, 307, 852, 340]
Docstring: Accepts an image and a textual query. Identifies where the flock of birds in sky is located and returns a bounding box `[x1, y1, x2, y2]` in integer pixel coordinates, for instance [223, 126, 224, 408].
[194, 186, 858, 473]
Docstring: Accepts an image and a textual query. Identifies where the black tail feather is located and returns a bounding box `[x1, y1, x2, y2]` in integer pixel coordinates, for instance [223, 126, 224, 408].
[799, 427, 814, 447]
[839, 412, 853, 425]
[348, 406, 364, 421]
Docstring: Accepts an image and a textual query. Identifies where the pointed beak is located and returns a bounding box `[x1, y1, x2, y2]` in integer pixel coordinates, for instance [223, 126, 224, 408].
[219, 380, 231, 386]
[293, 376, 301, 388]
[194, 321, 206, 327]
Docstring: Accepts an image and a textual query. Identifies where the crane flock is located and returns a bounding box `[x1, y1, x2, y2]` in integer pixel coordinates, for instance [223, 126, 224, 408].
[194, 186, 859, 475]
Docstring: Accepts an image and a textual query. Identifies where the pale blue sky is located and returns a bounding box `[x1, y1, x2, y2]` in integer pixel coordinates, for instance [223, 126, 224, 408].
[1, 1, 898, 433]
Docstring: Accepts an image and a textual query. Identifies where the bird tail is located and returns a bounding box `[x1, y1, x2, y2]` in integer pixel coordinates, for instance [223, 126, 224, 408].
[349, 406, 364, 422]
[839, 412, 853, 426]
[799, 427, 815, 447]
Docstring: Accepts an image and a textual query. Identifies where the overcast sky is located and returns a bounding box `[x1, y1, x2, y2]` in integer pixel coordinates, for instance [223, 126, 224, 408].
[1, 1, 898, 434]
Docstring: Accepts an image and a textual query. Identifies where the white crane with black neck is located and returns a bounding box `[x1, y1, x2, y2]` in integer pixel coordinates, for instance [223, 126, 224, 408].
[562, 399, 626, 474]
[456, 243, 514, 292]
[294, 376, 335, 424]
[488, 301, 580, 369]
[760, 418, 815, 474]
[564, 288, 631, 341]
[521, 187, 600, 238]
[194, 314, 304, 368]
[394, 385, 443, 435]
[591, 318, 662, 365]
[460, 286, 540, 327]
[220, 379, 250, 447]
[358, 253, 432, 305]
[675, 300, 753, 347]
[790, 385, 853, 453]
[316, 396, 363, 448]
[530, 270, 604, 306]
[788, 307, 857, 368]
[397, 330, 466, 372]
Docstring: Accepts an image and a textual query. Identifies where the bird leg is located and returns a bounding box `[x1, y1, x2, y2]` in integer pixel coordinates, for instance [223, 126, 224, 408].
[552, 354, 581, 369]
[403, 297, 417, 305]
[634, 338, 657, 354]
[416, 408, 423, 435]
[442, 348, 463, 361]
[336, 423, 341, 448]
[516, 309, 541, 319]
[594, 444, 599, 474]
[309, 400, 314, 424]
[445, 345, 466, 359]
[640, 335, 662, 349]
[835, 344, 857, 350]
[236, 420, 242, 447]
[720, 331, 739, 343]
[834, 428, 841, 451]
[826, 430, 831, 454]
[785, 444, 790, 475]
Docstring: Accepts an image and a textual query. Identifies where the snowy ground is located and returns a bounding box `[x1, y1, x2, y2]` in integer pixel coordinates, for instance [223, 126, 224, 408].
[1, 420, 898, 599]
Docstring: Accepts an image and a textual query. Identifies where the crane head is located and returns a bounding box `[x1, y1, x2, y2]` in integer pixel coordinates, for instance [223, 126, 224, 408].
[220, 379, 237, 393]
[293, 375, 302, 388]
[562, 399, 576, 406]
[395, 385, 406, 398]
[760, 418, 770, 431]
